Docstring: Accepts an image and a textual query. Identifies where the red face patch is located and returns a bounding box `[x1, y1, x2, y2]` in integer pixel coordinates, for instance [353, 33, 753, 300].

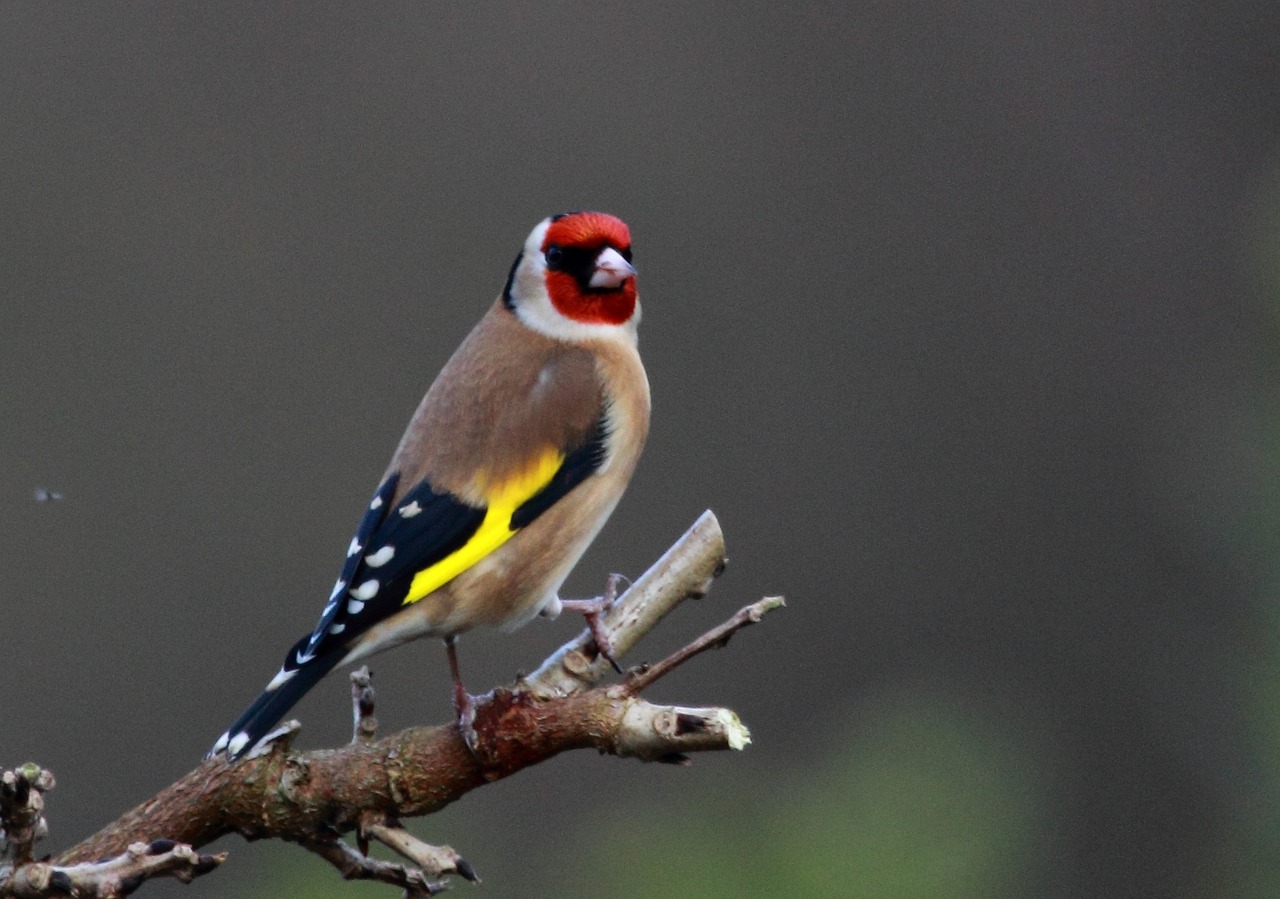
[540, 212, 637, 326]
[544, 270, 637, 325]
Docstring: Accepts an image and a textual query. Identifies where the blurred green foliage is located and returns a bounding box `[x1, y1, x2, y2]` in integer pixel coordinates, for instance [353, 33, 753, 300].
[555, 696, 1047, 899]
[1239, 199, 1280, 898]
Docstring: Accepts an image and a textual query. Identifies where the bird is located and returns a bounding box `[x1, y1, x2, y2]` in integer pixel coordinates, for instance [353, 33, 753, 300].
[210, 211, 649, 760]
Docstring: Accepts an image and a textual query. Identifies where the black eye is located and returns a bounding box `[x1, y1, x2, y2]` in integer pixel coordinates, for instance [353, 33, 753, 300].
[545, 245, 564, 269]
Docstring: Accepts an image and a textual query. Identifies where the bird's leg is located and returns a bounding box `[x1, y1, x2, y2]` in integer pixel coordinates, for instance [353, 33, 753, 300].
[557, 572, 626, 673]
[444, 636, 482, 758]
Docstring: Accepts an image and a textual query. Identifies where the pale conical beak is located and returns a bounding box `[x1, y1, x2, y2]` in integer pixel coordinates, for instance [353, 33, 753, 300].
[588, 246, 637, 289]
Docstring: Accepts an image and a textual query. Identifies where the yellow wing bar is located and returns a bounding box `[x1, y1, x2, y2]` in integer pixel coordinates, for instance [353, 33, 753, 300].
[403, 448, 564, 605]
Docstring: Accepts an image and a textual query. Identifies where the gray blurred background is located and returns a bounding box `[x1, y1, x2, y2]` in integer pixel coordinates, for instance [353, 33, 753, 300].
[4, 3, 1280, 897]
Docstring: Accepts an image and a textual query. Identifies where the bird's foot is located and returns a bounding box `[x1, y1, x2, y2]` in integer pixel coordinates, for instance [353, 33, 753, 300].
[559, 573, 626, 673]
[453, 687, 483, 760]
[445, 636, 485, 763]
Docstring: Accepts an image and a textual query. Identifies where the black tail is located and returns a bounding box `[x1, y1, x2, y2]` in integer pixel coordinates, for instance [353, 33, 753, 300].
[209, 635, 343, 759]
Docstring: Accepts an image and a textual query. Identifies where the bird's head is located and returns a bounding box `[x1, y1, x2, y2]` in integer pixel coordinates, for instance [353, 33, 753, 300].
[504, 211, 639, 341]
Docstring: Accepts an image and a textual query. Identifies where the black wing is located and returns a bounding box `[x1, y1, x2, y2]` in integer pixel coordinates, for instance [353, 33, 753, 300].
[298, 474, 486, 662]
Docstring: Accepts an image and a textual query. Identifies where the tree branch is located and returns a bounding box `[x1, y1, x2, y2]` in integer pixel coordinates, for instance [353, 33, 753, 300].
[625, 595, 786, 693]
[3, 510, 781, 897]
[3, 841, 225, 899]
[1, 766, 225, 899]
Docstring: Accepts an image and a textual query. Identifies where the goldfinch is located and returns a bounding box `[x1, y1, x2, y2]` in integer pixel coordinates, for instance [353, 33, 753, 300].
[211, 211, 649, 759]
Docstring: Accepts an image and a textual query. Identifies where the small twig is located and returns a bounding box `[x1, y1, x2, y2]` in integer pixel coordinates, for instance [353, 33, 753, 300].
[4, 840, 225, 899]
[301, 838, 447, 898]
[362, 818, 476, 882]
[625, 596, 785, 693]
[351, 667, 378, 745]
[1, 766, 54, 867]
[2, 764, 226, 899]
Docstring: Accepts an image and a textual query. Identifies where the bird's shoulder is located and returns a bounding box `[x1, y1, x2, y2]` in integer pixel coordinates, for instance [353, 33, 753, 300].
[389, 303, 608, 500]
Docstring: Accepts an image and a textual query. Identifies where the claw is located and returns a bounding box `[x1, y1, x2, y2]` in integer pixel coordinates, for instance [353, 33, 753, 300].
[456, 694, 481, 759]
[445, 637, 484, 762]
[559, 573, 625, 673]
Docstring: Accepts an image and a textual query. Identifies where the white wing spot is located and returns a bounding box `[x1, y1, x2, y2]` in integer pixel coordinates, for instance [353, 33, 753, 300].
[348, 598, 366, 615]
[347, 538, 362, 558]
[228, 732, 250, 757]
[400, 501, 422, 518]
[365, 545, 395, 568]
[370, 495, 384, 510]
[329, 622, 346, 635]
[246, 722, 300, 760]
[266, 668, 296, 691]
[212, 732, 230, 754]
[330, 579, 347, 600]
[296, 646, 317, 665]
[351, 579, 380, 600]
